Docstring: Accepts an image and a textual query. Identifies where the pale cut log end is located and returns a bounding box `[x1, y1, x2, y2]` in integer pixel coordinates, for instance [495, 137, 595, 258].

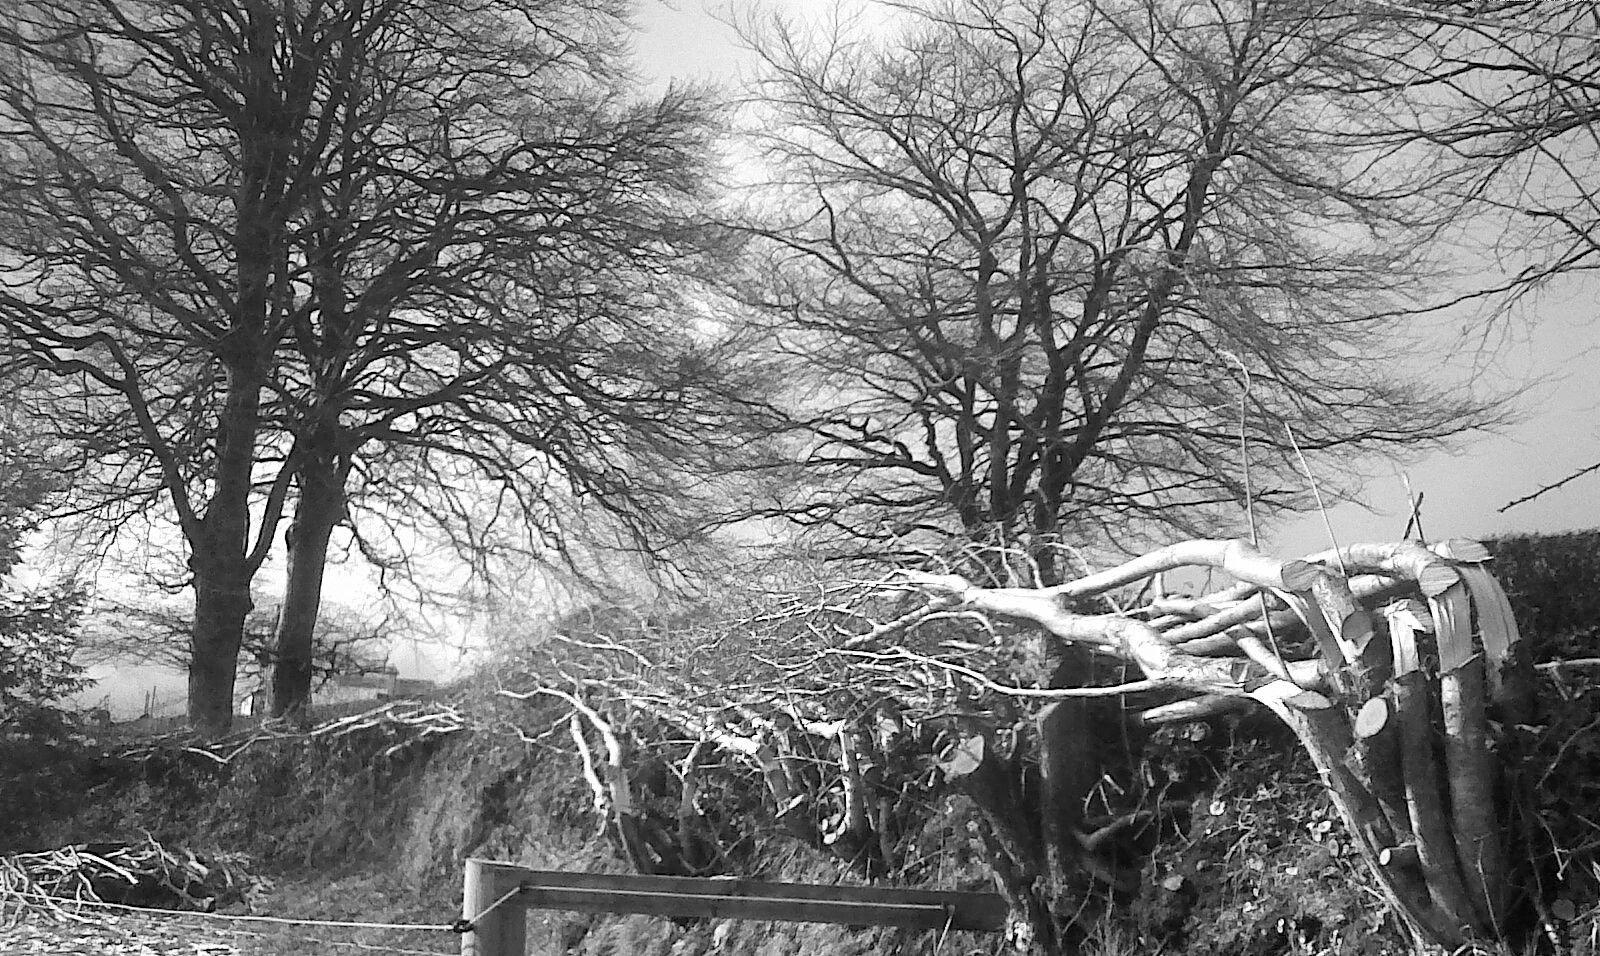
[936, 734, 985, 780]
[1285, 690, 1335, 711]
[1432, 538, 1492, 564]
[1379, 844, 1419, 869]
[1416, 562, 1461, 598]
[1278, 559, 1322, 591]
[1354, 697, 1389, 739]
[1341, 612, 1378, 654]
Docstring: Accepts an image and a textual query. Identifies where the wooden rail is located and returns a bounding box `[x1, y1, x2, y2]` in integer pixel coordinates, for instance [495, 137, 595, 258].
[459, 860, 1008, 955]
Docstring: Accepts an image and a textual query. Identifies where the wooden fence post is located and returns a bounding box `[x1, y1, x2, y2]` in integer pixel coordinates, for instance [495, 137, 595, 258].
[462, 858, 526, 956]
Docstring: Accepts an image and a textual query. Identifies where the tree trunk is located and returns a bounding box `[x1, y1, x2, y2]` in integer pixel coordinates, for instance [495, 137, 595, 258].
[1038, 644, 1097, 892]
[186, 358, 265, 737]
[945, 723, 1061, 955]
[185, 299, 270, 735]
[188, 422, 264, 738]
[189, 553, 253, 736]
[271, 443, 347, 723]
[186, 354, 266, 737]
[191, 3, 295, 733]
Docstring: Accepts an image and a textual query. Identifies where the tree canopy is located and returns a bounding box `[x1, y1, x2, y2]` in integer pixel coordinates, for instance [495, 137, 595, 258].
[0, 0, 756, 732]
[727, 0, 1502, 574]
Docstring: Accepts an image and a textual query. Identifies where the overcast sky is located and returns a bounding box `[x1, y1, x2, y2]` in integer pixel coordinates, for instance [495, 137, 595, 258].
[632, 0, 1600, 556]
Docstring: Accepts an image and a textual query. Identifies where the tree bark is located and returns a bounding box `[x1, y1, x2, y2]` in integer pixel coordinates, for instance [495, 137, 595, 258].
[187, 2, 296, 736]
[1352, 697, 1413, 844]
[188, 552, 253, 737]
[1440, 655, 1506, 930]
[1038, 644, 1097, 893]
[1393, 671, 1480, 936]
[271, 438, 349, 722]
[943, 723, 1060, 956]
[187, 354, 267, 737]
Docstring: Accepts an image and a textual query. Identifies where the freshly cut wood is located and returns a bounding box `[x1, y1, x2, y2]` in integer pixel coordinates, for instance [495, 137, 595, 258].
[756, 742, 812, 839]
[1440, 655, 1505, 930]
[676, 740, 720, 876]
[1354, 696, 1389, 738]
[1276, 588, 1347, 678]
[828, 727, 872, 847]
[1430, 539, 1492, 564]
[1274, 693, 1393, 847]
[937, 722, 1060, 950]
[902, 571, 1257, 695]
[1392, 671, 1480, 936]
[1383, 601, 1430, 677]
[936, 730, 986, 779]
[1380, 844, 1419, 870]
[1043, 538, 1319, 599]
[1306, 571, 1387, 687]
[1252, 684, 1444, 942]
[1454, 563, 1537, 725]
[1430, 583, 1476, 672]
[570, 715, 612, 823]
[775, 720, 820, 806]
[1352, 696, 1412, 843]
[1306, 542, 1461, 598]
[1136, 695, 1254, 724]
[533, 533, 1531, 955]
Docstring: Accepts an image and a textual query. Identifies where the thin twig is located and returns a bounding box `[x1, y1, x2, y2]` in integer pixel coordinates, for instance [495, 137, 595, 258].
[1500, 460, 1600, 512]
[1285, 423, 1346, 576]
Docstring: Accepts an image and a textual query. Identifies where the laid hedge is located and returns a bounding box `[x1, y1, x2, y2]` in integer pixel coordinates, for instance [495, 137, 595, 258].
[1485, 529, 1600, 654]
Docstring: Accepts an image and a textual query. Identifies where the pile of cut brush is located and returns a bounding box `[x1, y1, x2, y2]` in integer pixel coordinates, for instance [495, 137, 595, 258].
[1, 837, 260, 925]
[115, 699, 469, 765]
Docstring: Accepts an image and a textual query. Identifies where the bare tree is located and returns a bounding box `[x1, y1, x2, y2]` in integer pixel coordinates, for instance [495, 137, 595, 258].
[0, 0, 327, 734]
[728, 0, 1502, 577]
[0, 0, 755, 733]
[250, 1, 762, 721]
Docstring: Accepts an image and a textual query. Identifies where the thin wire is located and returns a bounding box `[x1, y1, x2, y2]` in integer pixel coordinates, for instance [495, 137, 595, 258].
[6, 889, 455, 933]
[212, 925, 451, 956]
[932, 903, 956, 953]
[458, 884, 527, 933]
